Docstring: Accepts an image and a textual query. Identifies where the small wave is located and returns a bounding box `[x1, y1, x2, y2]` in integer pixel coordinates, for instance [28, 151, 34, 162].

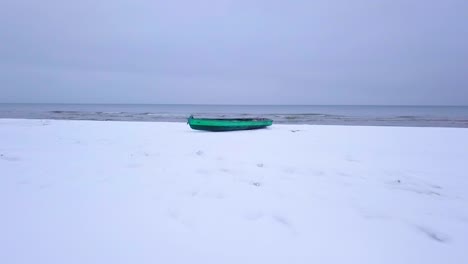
[50, 110, 79, 114]
[395, 115, 420, 119]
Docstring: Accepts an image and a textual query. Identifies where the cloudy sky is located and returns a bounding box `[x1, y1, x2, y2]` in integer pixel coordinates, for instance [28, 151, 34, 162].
[1, 0, 467, 105]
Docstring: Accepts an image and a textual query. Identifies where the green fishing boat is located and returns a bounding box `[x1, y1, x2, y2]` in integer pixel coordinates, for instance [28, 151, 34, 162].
[188, 115, 273, 132]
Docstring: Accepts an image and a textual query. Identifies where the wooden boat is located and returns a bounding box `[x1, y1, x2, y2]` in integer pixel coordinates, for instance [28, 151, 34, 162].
[187, 115, 273, 131]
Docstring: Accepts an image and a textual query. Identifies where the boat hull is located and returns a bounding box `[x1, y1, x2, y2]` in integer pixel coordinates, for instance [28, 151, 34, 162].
[188, 117, 273, 132]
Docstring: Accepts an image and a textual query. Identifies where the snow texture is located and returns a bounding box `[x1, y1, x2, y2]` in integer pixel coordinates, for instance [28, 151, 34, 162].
[1, 119, 467, 263]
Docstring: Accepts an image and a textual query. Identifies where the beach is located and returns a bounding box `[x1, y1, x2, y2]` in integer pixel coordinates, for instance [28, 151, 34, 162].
[1, 119, 467, 263]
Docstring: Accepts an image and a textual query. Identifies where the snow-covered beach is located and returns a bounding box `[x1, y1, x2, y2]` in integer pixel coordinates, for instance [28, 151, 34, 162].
[1, 119, 467, 263]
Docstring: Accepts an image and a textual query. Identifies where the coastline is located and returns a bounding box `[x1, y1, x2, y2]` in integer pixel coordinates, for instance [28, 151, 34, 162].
[1, 104, 468, 128]
[1, 115, 468, 128]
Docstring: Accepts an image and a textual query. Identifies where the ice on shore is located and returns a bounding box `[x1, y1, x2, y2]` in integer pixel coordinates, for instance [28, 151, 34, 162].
[1, 119, 467, 263]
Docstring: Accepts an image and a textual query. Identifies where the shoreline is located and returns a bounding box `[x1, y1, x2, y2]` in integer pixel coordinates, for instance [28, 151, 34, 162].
[2, 104, 468, 128]
[1, 117, 468, 129]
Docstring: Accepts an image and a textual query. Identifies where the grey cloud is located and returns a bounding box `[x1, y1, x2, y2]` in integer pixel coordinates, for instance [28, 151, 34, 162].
[1, 0, 467, 104]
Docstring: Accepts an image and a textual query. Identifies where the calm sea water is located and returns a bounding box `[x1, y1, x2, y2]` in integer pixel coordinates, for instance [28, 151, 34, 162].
[1, 104, 468, 127]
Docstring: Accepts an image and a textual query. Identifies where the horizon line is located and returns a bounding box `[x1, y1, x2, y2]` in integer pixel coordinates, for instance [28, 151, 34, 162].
[1, 102, 468, 107]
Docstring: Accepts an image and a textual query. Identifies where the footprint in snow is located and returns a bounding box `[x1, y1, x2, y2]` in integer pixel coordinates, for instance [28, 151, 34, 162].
[196, 150, 204, 156]
[388, 180, 442, 196]
[252, 182, 262, 187]
[272, 215, 295, 232]
[429, 184, 443, 190]
[167, 209, 180, 220]
[273, 215, 290, 226]
[414, 225, 449, 243]
[256, 163, 264, 168]
[0, 154, 20, 162]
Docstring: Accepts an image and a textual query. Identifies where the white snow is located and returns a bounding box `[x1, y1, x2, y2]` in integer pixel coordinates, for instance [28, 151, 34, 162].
[1, 119, 467, 264]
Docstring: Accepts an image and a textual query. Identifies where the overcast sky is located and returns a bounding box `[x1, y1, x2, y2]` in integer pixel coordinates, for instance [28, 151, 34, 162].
[1, 0, 467, 105]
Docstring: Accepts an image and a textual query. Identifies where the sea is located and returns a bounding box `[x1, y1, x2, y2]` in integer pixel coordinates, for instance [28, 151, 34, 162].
[1, 104, 468, 128]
